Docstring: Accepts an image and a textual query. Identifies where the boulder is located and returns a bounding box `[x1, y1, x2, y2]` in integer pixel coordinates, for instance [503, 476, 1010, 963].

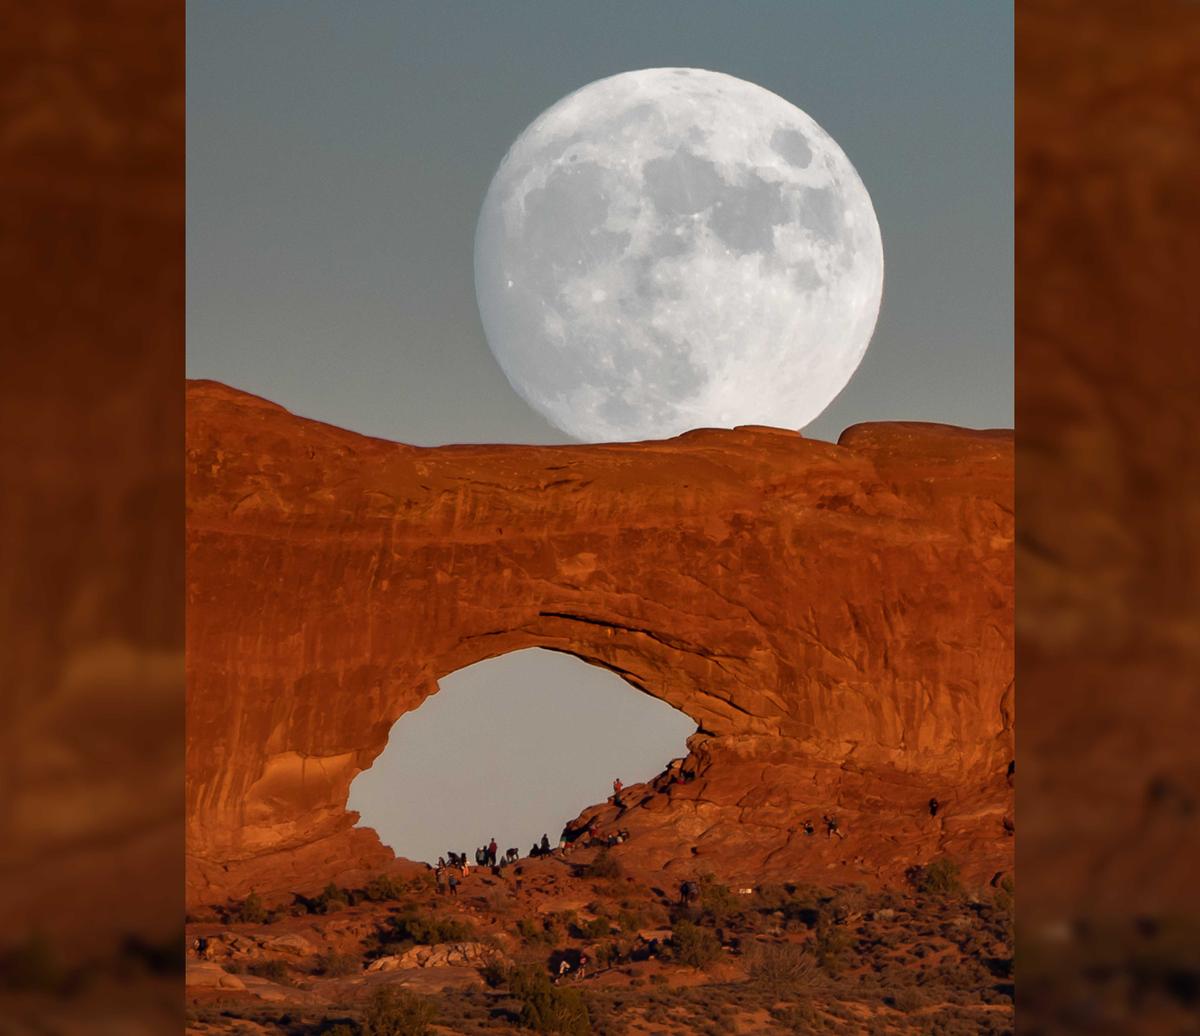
[185, 960, 246, 990]
[365, 942, 503, 971]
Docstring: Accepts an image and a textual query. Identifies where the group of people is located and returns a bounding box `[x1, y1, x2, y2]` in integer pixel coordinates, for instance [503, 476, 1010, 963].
[435, 832, 558, 890]
[792, 814, 845, 839]
[526, 833, 554, 858]
[557, 816, 632, 854]
[554, 952, 589, 984]
[553, 929, 669, 984]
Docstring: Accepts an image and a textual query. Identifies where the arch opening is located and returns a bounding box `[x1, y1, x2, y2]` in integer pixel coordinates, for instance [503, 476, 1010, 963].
[348, 648, 696, 864]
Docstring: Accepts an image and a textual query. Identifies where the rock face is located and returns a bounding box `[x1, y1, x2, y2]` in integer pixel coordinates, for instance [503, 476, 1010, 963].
[187, 381, 1013, 906]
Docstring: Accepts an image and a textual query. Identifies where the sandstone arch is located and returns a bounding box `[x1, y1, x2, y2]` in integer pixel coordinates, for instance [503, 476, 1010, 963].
[347, 648, 696, 862]
[186, 381, 1013, 906]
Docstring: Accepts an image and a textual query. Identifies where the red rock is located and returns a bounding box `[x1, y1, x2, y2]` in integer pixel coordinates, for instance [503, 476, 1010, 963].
[186, 380, 1012, 906]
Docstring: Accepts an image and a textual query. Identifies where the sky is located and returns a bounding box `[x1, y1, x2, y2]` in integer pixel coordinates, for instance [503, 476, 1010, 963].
[188, 1, 1012, 860]
[348, 650, 695, 863]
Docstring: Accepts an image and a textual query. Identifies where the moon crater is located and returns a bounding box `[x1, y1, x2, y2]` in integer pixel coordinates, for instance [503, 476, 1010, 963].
[474, 68, 884, 442]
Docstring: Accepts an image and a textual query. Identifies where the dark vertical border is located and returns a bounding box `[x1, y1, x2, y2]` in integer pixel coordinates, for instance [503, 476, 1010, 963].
[1017, 1, 1200, 1029]
[0, 1, 184, 1027]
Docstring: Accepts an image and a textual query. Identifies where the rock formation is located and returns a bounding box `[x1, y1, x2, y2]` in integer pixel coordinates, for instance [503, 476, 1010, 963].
[186, 380, 1012, 906]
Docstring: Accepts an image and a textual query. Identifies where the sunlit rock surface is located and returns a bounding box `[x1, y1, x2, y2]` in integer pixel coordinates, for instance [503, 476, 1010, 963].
[186, 380, 1012, 906]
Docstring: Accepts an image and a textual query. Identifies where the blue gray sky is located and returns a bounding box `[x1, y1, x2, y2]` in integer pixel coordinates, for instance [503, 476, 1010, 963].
[188, 1, 1012, 860]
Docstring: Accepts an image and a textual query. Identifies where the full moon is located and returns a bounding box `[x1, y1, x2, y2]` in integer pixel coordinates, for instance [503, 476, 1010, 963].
[474, 68, 883, 443]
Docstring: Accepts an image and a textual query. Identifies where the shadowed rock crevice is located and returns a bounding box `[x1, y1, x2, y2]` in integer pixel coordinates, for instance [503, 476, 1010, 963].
[186, 381, 1013, 906]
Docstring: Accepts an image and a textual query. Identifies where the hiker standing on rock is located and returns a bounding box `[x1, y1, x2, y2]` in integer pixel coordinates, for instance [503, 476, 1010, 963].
[929, 797, 940, 817]
[540, 832, 551, 855]
[824, 814, 845, 840]
[488, 837, 498, 865]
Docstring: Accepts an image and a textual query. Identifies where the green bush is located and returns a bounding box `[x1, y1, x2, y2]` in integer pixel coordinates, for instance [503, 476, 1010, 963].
[361, 986, 437, 1036]
[671, 920, 721, 969]
[914, 858, 963, 896]
[507, 965, 591, 1034]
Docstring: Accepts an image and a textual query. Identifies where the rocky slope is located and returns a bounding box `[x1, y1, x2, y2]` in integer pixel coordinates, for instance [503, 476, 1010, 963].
[186, 381, 1012, 906]
[185, 851, 1014, 1036]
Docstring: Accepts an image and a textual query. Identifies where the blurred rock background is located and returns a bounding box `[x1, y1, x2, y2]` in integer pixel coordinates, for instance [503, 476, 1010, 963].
[1018, 0, 1200, 1031]
[0, 3, 183, 1032]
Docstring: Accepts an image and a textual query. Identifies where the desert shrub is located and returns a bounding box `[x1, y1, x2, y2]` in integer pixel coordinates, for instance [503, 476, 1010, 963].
[749, 943, 818, 994]
[829, 885, 868, 920]
[582, 850, 622, 880]
[316, 951, 359, 977]
[671, 920, 721, 969]
[648, 972, 667, 986]
[247, 958, 291, 984]
[770, 1003, 818, 1032]
[507, 965, 591, 1034]
[361, 985, 437, 1036]
[578, 916, 612, 940]
[779, 888, 822, 929]
[912, 858, 963, 897]
[616, 903, 650, 932]
[392, 912, 476, 945]
[815, 918, 853, 976]
[993, 874, 1015, 917]
[754, 884, 791, 911]
[517, 917, 552, 944]
[889, 986, 926, 1013]
[537, 912, 575, 945]
[304, 882, 352, 915]
[591, 942, 616, 968]
[480, 960, 507, 987]
[363, 873, 407, 902]
[697, 875, 739, 925]
[232, 891, 267, 924]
